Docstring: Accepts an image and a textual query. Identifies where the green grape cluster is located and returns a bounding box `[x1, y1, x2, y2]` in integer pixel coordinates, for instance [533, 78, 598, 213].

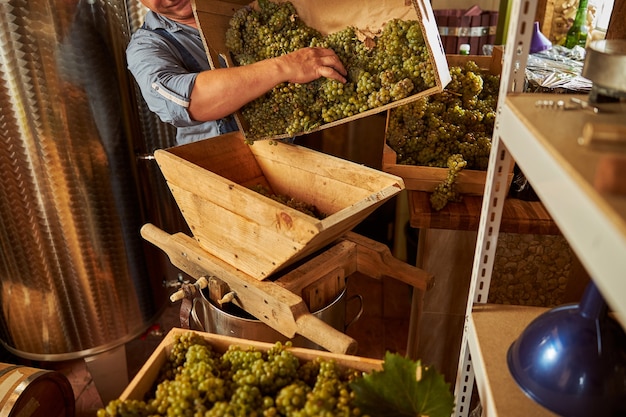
[385, 60, 500, 210]
[225, 0, 436, 140]
[429, 154, 467, 211]
[97, 333, 369, 417]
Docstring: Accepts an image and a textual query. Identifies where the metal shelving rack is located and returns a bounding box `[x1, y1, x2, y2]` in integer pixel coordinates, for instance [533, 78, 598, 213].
[452, 0, 626, 416]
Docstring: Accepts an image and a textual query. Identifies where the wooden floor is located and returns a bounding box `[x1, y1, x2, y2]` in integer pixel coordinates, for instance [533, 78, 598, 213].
[44, 272, 414, 417]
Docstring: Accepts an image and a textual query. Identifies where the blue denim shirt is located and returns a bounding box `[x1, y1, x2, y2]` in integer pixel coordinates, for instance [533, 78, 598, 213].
[126, 12, 237, 145]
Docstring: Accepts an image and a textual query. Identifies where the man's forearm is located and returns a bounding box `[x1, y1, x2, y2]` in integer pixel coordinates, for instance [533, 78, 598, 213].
[187, 47, 347, 122]
[188, 58, 285, 121]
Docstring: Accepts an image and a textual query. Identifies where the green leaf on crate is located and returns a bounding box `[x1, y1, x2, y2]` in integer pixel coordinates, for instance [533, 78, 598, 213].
[350, 352, 454, 417]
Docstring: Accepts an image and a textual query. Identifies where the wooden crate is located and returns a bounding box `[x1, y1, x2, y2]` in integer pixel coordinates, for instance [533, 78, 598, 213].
[120, 328, 383, 401]
[154, 132, 404, 280]
[193, 0, 451, 141]
[382, 47, 511, 195]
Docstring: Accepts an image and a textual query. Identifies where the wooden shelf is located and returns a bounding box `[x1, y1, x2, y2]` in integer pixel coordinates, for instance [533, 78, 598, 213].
[468, 304, 558, 417]
[408, 191, 560, 234]
[453, 2, 626, 416]
[500, 93, 626, 324]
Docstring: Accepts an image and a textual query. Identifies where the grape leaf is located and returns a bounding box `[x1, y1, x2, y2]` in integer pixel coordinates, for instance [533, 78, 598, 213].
[350, 352, 454, 417]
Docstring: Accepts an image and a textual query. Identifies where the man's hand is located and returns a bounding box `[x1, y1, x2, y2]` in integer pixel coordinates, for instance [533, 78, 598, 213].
[278, 47, 347, 84]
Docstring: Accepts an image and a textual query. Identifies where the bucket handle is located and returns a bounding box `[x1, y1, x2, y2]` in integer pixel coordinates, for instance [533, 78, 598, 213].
[345, 294, 364, 330]
[190, 297, 209, 332]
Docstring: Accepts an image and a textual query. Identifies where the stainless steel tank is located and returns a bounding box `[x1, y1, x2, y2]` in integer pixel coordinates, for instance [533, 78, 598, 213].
[0, 0, 179, 363]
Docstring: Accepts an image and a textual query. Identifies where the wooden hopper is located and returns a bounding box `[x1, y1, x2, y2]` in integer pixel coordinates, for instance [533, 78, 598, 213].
[154, 132, 405, 279]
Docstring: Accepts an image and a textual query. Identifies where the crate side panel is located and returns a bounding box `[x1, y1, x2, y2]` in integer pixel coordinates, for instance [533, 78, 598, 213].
[192, 0, 249, 69]
[250, 142, 404, 213]
[250, 140, 404, 192]
[155, 143, 321, 239]
[383, 145, 489, 194]
[168, 182, 319, 245]
[412, 0, 452, 89]
[120, 328, 383, 401]
[165, 132, 262, 184]
[258, 160, 382, 214]
[167, 184, 319, 279]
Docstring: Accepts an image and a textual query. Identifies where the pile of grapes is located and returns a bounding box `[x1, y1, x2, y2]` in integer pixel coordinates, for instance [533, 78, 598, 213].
[225, 0, 436, 140]
[248, 184, 327, 219]
[97, 332, 367, 417]
[385, 60, 500, 210]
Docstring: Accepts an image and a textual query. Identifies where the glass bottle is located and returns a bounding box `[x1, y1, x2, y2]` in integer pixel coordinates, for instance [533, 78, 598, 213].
[564, 0, 589, 48]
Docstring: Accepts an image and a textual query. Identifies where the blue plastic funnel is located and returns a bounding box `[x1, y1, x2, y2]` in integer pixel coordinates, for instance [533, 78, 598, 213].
[507, 281, 626, 416]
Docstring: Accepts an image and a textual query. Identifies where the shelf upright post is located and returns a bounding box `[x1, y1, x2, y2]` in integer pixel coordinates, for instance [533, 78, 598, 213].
[452, 1, 537, 416]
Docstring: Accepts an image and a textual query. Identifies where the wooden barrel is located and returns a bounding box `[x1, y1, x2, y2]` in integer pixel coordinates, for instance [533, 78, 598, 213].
[0, 363, 75, 417]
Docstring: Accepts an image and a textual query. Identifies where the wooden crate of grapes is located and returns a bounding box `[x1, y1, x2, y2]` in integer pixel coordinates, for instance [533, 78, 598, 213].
[153, 131, 404, 280]
[119, 328, 383, 401]
[111, 328, 455, 416]
[192, 0, 451, 141]
[382, 47, 513, 208]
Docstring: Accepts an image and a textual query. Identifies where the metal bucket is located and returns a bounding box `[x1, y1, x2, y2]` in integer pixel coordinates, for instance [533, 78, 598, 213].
[191, 287, 363, 351]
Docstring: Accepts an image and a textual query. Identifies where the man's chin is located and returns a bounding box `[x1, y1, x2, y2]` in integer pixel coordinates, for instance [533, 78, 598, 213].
[166, 4, 195, 23]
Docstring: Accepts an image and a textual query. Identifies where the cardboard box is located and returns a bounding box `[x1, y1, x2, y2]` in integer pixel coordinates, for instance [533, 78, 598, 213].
[382, 47, 511, 195]
[154, 131, 404, 279]
[120, 328, 383, 401]
[192, 0, 451, 141]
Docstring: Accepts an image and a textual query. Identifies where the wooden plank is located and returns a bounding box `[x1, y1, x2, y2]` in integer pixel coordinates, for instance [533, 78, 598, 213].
[277, 240, 358, 295]
[166, 131, 262, 183]
[407, 190, 561, 235]
[250, 140, 400, 193]
[301, 268, 346, 312]
[469, 305, 559, 417]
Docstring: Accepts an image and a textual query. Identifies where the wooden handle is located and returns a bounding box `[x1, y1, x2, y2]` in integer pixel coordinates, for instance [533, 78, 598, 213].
[344, 231, 434, 291]
[295, 313, 358, 355]
[141, 224, 209, 279]
[141, 223, 358, 354]
[141, 223, 170, 248]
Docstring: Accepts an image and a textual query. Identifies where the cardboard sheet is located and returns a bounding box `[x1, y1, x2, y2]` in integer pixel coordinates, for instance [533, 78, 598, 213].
[285, 0, 417, 36]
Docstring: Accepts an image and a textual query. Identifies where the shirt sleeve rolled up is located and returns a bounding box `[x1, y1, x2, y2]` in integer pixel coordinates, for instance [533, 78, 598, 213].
[126, 29, 201, 128]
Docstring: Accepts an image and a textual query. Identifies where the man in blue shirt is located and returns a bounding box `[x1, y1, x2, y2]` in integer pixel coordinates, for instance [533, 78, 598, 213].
[127, 0, 347, 145]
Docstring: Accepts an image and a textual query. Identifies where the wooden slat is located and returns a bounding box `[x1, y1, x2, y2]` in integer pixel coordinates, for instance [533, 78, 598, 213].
[408, 190, 561, 235]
